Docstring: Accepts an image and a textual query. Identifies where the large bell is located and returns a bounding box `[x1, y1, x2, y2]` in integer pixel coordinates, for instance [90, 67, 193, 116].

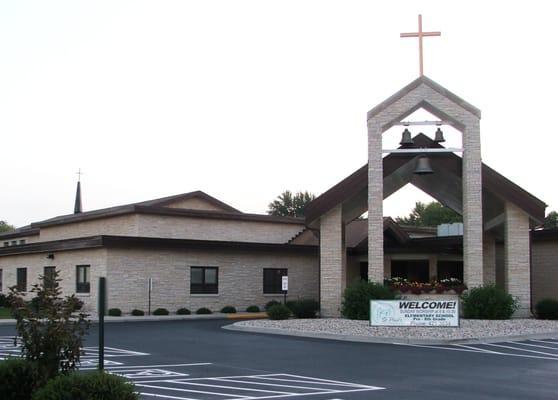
[400, 128, 414, 145]
[434, 127, 445, 143]
[414, 155, 434, 175]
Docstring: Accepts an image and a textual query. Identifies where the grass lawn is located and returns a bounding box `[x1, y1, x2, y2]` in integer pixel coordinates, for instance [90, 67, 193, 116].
[0, 307, 13, 319]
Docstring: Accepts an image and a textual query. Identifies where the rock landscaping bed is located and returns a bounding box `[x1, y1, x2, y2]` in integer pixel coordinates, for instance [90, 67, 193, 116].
[229, 318, 558, 343]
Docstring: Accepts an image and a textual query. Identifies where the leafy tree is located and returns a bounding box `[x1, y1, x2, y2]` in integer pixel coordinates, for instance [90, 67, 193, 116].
[7, 270, 90, 385]
[544, 211, 558, 229]
[0, 220, 15, 233]
[267, 190, 316, 218]
[395, 201, 462, 227]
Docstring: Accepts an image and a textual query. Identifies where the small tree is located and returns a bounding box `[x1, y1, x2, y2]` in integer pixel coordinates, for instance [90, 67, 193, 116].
[7, 270, 90, 384]
[267, 190, 316, 217]
[396, 201, 462, 227]
[0, 220, 15, 233]
[544, 211, 558, 229]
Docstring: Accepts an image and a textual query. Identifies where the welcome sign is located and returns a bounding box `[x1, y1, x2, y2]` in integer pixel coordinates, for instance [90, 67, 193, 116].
[370, 300, 459, 327]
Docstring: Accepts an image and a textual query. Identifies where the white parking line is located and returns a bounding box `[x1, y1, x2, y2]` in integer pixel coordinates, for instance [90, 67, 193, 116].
[509, 341, 558, 351]
[175, 381, 297, 394]
[211, 378, 341, 392]
[81, 362, 212, 371]
[483, 343, 558, 357]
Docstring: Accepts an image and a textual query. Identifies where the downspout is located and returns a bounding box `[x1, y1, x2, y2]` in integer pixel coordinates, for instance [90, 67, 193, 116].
[529, 228, 534, 316]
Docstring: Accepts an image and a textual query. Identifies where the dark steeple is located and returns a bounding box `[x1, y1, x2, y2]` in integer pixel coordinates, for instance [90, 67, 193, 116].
[74, 170, 83, 214]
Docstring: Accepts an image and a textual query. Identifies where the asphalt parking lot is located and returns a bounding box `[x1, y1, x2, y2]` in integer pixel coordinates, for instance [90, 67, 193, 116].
[1, 319, 558, 400]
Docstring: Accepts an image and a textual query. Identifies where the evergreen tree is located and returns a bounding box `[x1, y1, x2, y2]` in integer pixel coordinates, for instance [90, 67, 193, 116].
[395, 201, 462, 227]
[268, 191, 316, 218]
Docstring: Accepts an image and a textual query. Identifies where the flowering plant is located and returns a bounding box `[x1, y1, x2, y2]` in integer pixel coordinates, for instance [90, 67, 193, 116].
[385, 277, 467, 294]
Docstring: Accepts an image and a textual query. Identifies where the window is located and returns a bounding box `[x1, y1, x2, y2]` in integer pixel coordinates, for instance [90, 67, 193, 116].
[17, 268, 27, 292]
[19, 240, 26, 245]
[190, 267, 218, 294]
[0, 269, 3, 292]
[3, 242, 8, 247]
[11, 241, 17, 246]
[391, 260, 429, 283]
[43, 266, 56, 289]
[76, 265, 90, 293]
[263, 268, 287, 294]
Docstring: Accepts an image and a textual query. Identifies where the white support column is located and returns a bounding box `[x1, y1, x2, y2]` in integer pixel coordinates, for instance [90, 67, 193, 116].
[368, 120, 384, 283]
[504, 202, 531, 317]
[319, 205, 346, 317]
[462, 120, 484, 289]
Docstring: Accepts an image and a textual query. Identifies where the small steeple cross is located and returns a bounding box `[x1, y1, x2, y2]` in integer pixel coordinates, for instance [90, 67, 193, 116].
[76, 168, 83, 182]
[400, 14, 441, 76]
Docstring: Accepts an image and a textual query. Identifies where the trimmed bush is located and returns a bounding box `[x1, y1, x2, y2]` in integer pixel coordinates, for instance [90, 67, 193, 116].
[462, 285, 518, 319]
[265, 300, 280, 311]
[153, 308, 169, 316]
[0, 293, 8, 307]
[32, 370, 138, 400]
[196, 307, 212, 315]
[246, 305, 260, 312]
[108, 308, 122, 317]
[267, 304, 291, 320]
[535, 298, 558, 320]
[287, 299, 319, 318]
[341, 281, 397, 320]
[131, 309, 144, 316]
[0, 359, 38, 400]
[221, 306, 237, 313]
[177, 308, 191, 315]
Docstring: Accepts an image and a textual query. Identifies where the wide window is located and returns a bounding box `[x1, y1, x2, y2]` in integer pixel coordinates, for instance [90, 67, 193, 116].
[76, 265, 90, 293]
[16, 268, 27, 292]
[263, 268, 287, 294]
[43, 266, 56, 289]
[190, 267, 218, 294]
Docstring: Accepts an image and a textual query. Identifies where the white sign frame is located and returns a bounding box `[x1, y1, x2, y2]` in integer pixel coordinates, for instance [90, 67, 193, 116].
[281, 276, 288, 291]
[370, 299, 460, 327]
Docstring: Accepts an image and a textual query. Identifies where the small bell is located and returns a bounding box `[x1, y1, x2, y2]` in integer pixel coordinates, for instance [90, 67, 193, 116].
[434, 127, 445, 143]
[400, 128, 414, 146]
[414, 156, 434, 175]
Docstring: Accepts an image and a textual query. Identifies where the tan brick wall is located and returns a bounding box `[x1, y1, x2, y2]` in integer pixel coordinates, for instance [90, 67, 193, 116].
[137, 215, 303, 244]
[483, 234, 496, 284]
[504, 202, 531, 316]
[40, 215, 139, 241]
[106, 247, 318, 313]
[0, 249, 108, 313]
[164, 198, 228, 211]
[319, 205, 346, 317]
[532, 241, 558, 305]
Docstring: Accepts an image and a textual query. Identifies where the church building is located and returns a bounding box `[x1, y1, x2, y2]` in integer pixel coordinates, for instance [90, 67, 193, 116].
[0, 76, 556, 317]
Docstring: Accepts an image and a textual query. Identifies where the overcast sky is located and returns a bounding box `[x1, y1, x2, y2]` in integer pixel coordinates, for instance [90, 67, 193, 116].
[2, 1, 557, 227]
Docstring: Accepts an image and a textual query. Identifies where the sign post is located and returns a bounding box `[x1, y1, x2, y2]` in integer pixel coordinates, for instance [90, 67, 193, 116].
[370, 299, 459, 327]
[148, 278, 153, 316]
[281, 276, 288, 305]
[98, 277, 106, 371]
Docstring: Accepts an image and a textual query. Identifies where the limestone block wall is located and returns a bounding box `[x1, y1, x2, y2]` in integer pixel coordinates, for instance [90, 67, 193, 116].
[532, 241, 558, 305]
[164, 197, 228, 211]
[39, 215, 139, 242]
[105, 247, 318, 313]
[136, 215, 304, 244]
[483, 234, 496, 285]
[0, 249, 108, 313]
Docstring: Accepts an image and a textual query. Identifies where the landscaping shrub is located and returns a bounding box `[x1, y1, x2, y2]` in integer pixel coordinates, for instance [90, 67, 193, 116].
[287, 299, 319, 318]
[0, 293, 8, 307]
[32, 371, 138, 400]
[535, 298, 558, 320]
[461, 285, 518, 319]
[177, 308, 191, 315]
[196, 307, 212, 315]
[131, 309, 144, 316]
[341, 281, 397, 320]
[220, 306, 237, 313]
[0, 358, 38, 400]
[246, 305, 260, 312]
[153, 308, 169, 316]
[267, 304, 291, 320]
[265, 300, 280, 311]
[108, 308, 122, 317]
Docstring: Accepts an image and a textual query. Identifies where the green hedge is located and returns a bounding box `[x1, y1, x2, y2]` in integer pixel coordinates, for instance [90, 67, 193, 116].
[265, 300, 280, 311]
[267, 304, 291, 320]
[153, 308, 169, 316]
[341, 281, 397, 320]
[177, 308, 191, 315]
[286, 299, 319, 318]
[131, 309, 144, 316]
[535, 298, 558, 319]
[32, 371, 138, 400]
[0, 358, 38, 400]
[196, 307, 212, 315]
[461, 285, 518, 319]
[246, 305, 260, 312]
[220, 306, 237, 313]
[107, 308, 122, 317]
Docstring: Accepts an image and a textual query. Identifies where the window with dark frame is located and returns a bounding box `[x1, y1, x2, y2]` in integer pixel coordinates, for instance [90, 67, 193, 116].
[0, 269, 3, 292]
[76, 265, 90, 293]
[263, 268, 288, 294]
[190, 267, 218, 294]
[16, 268, 27, 292]
[43, 266, 56, 289]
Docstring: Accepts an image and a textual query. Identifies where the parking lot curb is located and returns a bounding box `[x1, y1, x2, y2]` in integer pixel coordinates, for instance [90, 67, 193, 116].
[222, 323, 558, 345]
[0, 313, 228, 325]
